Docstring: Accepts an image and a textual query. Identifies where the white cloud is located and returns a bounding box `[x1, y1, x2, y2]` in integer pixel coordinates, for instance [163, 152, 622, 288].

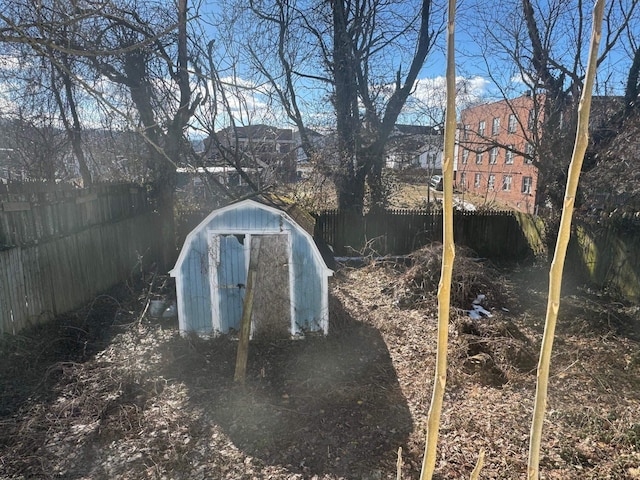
[194, 75, 294, 131]
[218, 76, 259, 90]
[509, 72, 543, 93]
[0, 54, 21, 72]
[411, 75, 490, 107]
[458, 76, 491, 102]
[400, 75, 491, 124]
[0, 79, 20, 113]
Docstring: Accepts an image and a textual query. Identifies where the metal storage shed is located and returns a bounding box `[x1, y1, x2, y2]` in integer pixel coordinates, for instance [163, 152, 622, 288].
[170, 198, 333, 338]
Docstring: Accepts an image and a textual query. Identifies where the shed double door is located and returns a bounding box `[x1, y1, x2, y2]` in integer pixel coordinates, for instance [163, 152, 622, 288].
[215, 233, 291, 339]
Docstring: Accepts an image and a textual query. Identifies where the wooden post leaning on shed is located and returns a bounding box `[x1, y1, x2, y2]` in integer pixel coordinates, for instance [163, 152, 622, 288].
[234, 237, 261, 384]
[527, 1, 604, 478]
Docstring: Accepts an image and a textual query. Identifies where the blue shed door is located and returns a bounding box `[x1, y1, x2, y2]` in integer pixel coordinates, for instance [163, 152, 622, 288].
[217, 234, 247, 333]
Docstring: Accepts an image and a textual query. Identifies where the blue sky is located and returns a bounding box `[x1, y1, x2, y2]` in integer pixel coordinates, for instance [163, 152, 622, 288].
[196, 0, 504, 130]
[2, 0, 631, 135]
[197, 0, 639, 130]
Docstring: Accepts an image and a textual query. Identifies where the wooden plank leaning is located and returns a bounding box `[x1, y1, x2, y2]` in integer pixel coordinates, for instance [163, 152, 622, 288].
[234, 236, 261, 384]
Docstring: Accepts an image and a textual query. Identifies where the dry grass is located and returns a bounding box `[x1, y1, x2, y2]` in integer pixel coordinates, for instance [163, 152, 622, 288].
[1, 262, 639, 479]
[336, 262, 640, 479]
[282, 176, 442, 211]
[280, 173, 518, 213]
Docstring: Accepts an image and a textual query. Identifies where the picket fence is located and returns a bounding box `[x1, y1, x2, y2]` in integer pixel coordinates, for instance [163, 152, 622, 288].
[0, 183, 161, 335]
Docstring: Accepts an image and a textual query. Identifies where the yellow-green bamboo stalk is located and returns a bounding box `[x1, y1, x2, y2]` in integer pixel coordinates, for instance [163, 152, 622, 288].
[527, 1, 605, 478]
[419, 0, 456, 477]
[470, 449, 485, 480]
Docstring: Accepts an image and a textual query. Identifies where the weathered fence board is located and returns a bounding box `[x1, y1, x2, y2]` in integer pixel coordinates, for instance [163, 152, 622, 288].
[0, 184, 161, 335]
[0, 250, 13, 334]
[314, 209, 536, 261]
[567, 218, 640, 303]
[0, 184, 150, 248]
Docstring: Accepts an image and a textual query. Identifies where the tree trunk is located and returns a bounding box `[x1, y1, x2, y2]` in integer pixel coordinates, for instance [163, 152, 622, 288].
[336, 165, 366, 214]
[331, 0, 365, 212]
[420, 0, 457, 474]
[69, 128, 92, 186]
[60, 59, 92, 186]
[534, 93, 576, 211]
[153, 174, 178, 269]
[366, 147, 388, 212]
[122, 51, 176, 269]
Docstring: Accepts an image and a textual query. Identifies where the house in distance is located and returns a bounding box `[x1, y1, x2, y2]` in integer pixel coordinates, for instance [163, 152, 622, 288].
[385, 124, 444, 174]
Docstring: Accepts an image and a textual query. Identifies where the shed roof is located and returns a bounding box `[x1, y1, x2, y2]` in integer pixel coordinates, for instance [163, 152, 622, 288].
[171, 197, 334, 276]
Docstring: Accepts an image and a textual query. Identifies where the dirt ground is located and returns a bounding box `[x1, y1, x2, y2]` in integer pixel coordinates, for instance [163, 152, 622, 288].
[1, 254, 640, 479]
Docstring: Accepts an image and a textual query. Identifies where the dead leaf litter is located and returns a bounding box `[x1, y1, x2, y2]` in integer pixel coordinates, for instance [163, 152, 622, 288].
[1, 250, 639, 479]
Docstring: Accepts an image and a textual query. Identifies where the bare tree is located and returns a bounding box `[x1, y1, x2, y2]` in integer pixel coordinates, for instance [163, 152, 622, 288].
[0, 0, 95, 184]
[197, 43, 273, 194]
[73, 0, 203, 266]
[1, 113, 70, 181]
[226, 0, 444, 213]
[462, 0, 639, 210]
[48, 49, 93, 185]
[0, 0, 206, 267]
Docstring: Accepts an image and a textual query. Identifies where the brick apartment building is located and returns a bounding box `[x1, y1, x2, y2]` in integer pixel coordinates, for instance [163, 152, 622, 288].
[458, 94, 540, 213]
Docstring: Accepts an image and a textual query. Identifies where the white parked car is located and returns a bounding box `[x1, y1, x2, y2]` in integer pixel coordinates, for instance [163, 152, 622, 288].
[429, 175, 443, 191]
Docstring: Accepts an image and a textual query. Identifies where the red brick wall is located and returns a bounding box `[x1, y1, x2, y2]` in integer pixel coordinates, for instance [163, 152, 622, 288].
[458, 95, 542, 213]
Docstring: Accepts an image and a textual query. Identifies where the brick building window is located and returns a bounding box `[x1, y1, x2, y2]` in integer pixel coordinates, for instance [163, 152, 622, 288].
[502, 175, 512, 191]
[490, 147, 498, 164]
[522, 176, 533, 194]
[505, 145, 515, 164]
[478, 120, 486, 136]
[474, 173, 482, 188]
[508, 114, 517, 133]
[492, 117, 500, 135]
[488, 174, 496, 191]
[475, 151, 483, 164]
[524, 142, 534, 163]
[462, 149, 469, 164]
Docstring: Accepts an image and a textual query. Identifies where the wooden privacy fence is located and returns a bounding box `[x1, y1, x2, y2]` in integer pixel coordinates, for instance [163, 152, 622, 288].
[314, 209, 537, 260]
[567, 216, 640, 303]
[0, 183, 162, 335]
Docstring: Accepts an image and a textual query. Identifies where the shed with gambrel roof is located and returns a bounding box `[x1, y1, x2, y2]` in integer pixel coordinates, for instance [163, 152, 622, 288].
[170, 198, 333, 338]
